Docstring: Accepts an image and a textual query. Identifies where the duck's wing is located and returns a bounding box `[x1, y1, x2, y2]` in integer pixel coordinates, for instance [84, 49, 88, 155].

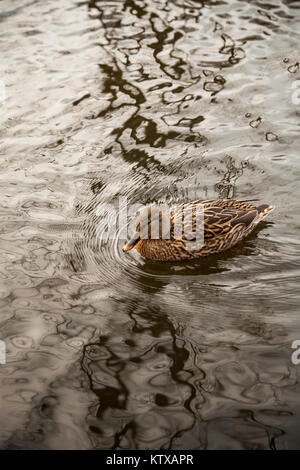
[203, 206, 259, 240]
[170, 201, 273, 250]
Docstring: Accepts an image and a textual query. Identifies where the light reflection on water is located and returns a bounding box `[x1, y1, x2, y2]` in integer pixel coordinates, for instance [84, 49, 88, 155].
[0, 0, 300, 450]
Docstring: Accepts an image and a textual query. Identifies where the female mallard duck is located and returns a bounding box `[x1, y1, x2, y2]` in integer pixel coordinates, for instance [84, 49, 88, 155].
[123, 200, 274, 261]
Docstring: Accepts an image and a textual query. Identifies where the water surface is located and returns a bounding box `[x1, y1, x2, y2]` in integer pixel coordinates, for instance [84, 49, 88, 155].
[0, 0, 300, 450]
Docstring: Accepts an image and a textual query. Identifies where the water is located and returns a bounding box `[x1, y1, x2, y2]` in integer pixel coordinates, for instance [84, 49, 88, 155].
[0, 0, 300, 450]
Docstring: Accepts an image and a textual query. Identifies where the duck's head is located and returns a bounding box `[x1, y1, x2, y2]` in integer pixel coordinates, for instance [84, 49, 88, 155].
[122, 206, 170, 252]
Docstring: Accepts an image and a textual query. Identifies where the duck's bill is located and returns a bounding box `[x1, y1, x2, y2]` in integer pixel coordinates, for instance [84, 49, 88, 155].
[122, 233, 141, 252]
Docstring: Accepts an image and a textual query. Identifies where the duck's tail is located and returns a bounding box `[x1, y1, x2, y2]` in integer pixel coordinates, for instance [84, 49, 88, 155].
[256, 204, 275, 223]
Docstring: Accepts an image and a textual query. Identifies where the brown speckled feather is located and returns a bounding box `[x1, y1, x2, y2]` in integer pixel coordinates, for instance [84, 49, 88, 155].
[134, 200, 274, 261]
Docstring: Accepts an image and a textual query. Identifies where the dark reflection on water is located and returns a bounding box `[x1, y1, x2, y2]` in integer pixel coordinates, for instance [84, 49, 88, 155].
[81, 303, 291, 450]
[0, 0, 300, 450]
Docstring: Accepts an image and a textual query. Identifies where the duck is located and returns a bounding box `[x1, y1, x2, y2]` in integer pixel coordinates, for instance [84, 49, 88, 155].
[122, 199, 274, 261]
